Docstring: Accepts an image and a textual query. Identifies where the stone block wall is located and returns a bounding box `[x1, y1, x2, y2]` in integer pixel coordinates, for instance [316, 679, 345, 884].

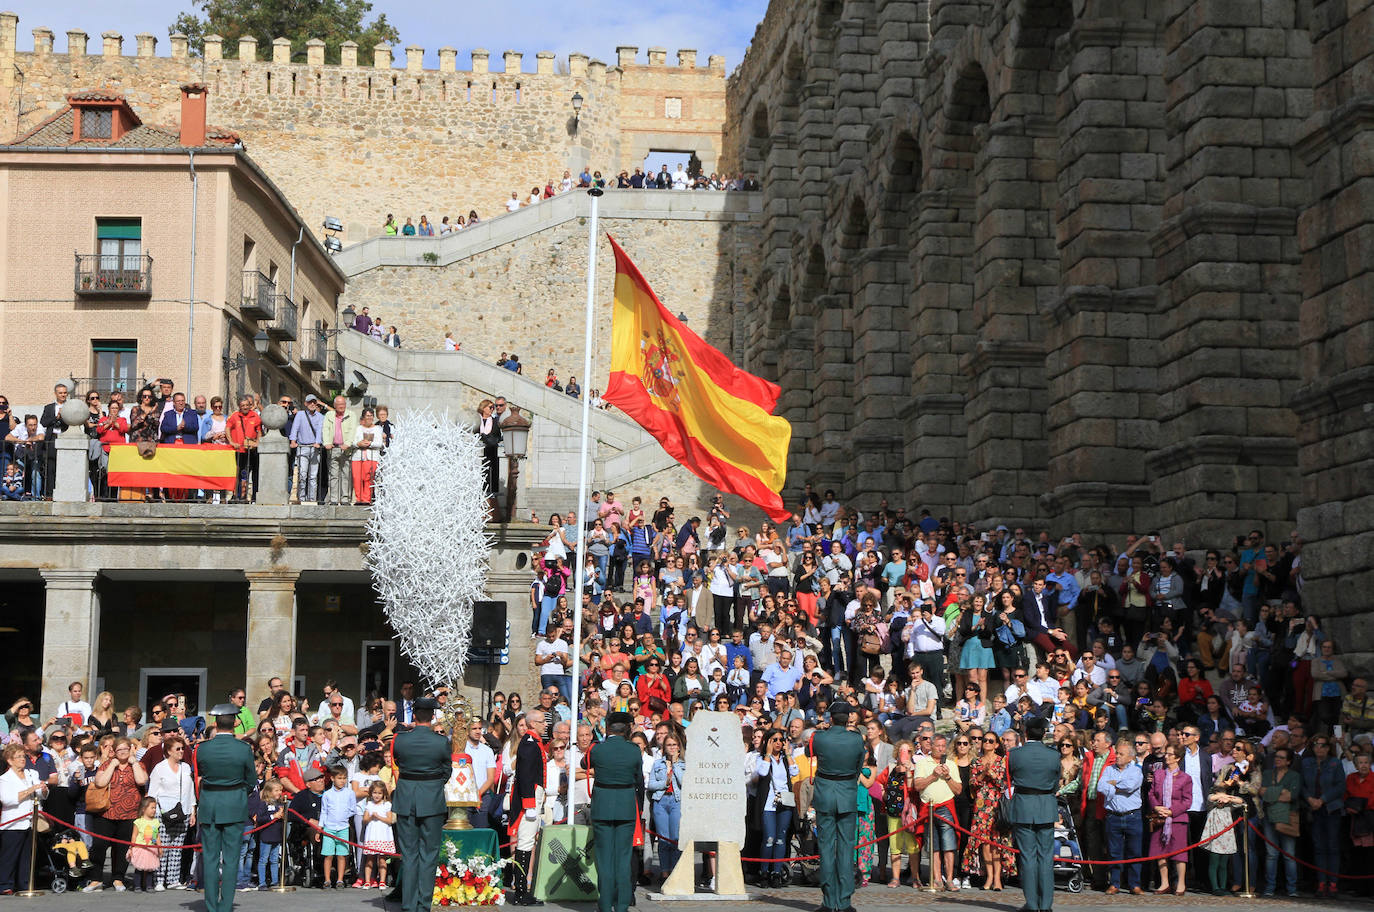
[0, 14, 726, 244]
[722, 0, 1364, 642]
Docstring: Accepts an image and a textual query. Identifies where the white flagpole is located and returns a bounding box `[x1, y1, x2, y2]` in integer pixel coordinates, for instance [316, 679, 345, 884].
[567, 186, 601, 825]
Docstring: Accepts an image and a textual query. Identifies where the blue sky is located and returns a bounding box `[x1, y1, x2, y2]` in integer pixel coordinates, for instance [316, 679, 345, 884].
[7, 0, 770, 74]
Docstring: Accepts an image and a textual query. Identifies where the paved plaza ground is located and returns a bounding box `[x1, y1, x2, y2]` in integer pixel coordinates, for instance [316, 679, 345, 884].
[17, 884, 1361, 912]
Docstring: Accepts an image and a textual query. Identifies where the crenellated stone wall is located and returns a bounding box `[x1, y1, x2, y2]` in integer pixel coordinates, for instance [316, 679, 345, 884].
[0, 14, 727, 244]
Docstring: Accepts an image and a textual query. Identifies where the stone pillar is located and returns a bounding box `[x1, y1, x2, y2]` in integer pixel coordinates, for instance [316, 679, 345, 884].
[53, 434, 87, 503]
[203, 34, 221, 61]
[617, 46, 637, 68]
[677, 49, 696, 68]
[101, 31, 122, 58]
[438, 47, 457, 72]
[647, 47, 667, 66]
[170, 33, 189, 59]
[340, 40, 358, 68]
[272, 37, 291, 64]
[535, 51, 554, 75]
[67, 29, 87, 56]
[472, 49, 489, 74]
[372, 43, 391, 69]
[568, 53, 586, 77]
[244, 570, 300, 699]
[848, 246, 908, 496]
[304, 38, 324, 67]
[808, 294, 853, 491]
[406, 45, 423, 72]
[256, 433, 289, 505]
[238, 35, 257, 62]
[906, 187, 975, 515]
[39, 570, 100, 718]
[707, 55, 725, 73]
[1293, 0, 1374, 658]
[135, 33, 155, 57]
[587, 59, 605, 83]
[503, 50, 521, 74]
[460, 568, 536, 704]
[1147, 0, 1306, 543]
[32, 28, 53, 55]
[1043, 14, 1165, 536]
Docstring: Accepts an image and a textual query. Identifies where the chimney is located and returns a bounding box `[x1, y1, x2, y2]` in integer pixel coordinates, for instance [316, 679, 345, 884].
[180, 83, 208, 147]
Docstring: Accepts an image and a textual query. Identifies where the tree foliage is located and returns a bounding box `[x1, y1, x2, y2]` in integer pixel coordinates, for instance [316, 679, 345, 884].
[170, 0, 400, 62]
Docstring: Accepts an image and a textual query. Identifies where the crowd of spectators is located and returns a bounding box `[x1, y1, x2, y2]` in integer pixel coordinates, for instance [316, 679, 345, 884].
[381, 164, 761, 236]
[0, 379, 392, 505]
[2, 469, 1359, 900]
[511, 484, 1374, 898]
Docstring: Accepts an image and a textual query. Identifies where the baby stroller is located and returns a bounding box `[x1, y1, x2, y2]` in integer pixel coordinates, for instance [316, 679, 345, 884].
[44, 826, 93, 894]
[1052, 798, 1086, 893]
[786, 809, 821, 887]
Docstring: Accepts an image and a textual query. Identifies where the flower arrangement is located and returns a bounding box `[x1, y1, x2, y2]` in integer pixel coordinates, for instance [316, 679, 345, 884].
[434, 841, 505, 906]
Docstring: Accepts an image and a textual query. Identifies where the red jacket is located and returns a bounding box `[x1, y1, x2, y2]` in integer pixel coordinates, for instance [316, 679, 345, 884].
[226, 410, 262, 451]
[1081, 747, 1116, 819]
[636, 674, 671, 710]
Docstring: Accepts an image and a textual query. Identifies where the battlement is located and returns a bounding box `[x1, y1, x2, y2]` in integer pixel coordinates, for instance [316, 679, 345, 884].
[0, 13, 726, 80]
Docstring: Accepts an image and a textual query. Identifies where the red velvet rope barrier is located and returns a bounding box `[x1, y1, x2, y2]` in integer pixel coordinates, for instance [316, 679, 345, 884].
[38, 809, 276, 852]
[941, 809, 1243, 866]
[1244, 819, 1374, 880]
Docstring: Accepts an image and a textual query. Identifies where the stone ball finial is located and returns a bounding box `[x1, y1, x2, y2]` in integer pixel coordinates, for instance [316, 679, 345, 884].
[60, 398, 90, 428]
[261, 403, 290, 432]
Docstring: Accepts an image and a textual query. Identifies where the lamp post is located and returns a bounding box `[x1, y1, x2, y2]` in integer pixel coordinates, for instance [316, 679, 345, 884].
[222, 331, 271, 399]
[500, 406, 530, 522]
[571, 91, 584, 132]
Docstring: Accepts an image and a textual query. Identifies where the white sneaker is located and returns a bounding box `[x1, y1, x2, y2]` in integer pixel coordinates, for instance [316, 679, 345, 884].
[113, 882, 127, 892]
[155, 884, 166, 892]
[81, 882, 103, 893]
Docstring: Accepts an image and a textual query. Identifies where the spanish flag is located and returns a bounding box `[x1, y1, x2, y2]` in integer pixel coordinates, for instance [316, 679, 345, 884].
[604, 236, 792, 521]
[106, 443, 237, 490]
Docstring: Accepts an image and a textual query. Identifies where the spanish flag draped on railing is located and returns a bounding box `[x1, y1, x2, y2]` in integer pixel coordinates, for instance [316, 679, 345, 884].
[106, 443, 237, 490]
[604, 236, 792, 521]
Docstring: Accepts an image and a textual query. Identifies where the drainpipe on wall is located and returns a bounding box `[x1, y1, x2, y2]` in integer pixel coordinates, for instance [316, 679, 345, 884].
[187, 149, 197, 390]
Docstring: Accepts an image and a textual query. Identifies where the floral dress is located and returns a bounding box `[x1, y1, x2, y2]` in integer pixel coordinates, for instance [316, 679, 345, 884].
[856, 766, 876, 883]
[962, 754, 1017, 877]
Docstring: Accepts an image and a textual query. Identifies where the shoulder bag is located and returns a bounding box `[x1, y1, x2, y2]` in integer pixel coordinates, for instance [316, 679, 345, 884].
[84, 763, 112, 814]
[991, 760, 1013, 834]
[160, 764, 188, 826]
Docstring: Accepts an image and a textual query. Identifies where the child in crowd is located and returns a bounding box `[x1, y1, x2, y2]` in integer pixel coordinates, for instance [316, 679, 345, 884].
[128, 797, 161, 891]
[988, 693, 1013, 736]
[320, 766, 355, 888]
[358, 782, 395, 889]
[1051, 686, 1075, 726]
[248, 778, 286, 890]
[708, 668, 728, 703]
[726, 655, 751, 707]
[0, 463, 22, 500]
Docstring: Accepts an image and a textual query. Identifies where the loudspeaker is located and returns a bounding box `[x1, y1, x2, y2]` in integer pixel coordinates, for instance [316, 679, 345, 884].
[472, 600, 507, 649]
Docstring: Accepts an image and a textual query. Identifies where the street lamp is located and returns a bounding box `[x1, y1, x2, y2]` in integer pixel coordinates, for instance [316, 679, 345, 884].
[571, 92, 584, 132]
[500, 406, 531, 522]
[342, 303, 356, 327]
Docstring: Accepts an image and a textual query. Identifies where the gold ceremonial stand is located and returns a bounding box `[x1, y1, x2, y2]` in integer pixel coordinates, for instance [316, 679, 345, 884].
[1237, 808, 1256, 898]
[272, 816, 296, 892]
[445, 802, 477, 831]
[17, 805, 45, 897]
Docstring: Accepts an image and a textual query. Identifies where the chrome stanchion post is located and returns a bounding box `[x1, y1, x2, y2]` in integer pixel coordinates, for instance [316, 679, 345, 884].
[272, 814, 295, 892]
[922, 803, 939, 893]
[17, 802, 46, 897]
[1237, 807, 1256, 899]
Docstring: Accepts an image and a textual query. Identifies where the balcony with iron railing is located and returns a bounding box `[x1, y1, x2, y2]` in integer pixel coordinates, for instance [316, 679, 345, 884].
[300, 329, 328, 372]
[265, 293, 297, 341]
[241, 270, 276, 321]
[325, 348, 344, 388]
[71, 375, 149, 399]
[75, 254, 152, 296]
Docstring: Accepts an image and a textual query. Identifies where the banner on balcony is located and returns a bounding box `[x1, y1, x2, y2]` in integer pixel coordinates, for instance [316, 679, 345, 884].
[106, 443, 237, 490]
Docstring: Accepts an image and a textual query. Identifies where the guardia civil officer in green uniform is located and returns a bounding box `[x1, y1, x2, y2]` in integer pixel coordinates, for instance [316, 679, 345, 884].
[589, 711, 643, 912]
[1008, 716, 1060, 912]
[392, 697, 452, 912]
[195, 703, 255, 912]
[809, 700, 865, 912]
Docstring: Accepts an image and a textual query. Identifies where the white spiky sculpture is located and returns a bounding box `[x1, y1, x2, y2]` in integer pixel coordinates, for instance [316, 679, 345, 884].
[366, 409, 493, 692]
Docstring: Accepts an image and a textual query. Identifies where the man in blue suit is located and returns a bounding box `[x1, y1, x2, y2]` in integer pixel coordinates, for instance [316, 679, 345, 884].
[1008, 716, 1060, 912]
[159, 392, 200, 443]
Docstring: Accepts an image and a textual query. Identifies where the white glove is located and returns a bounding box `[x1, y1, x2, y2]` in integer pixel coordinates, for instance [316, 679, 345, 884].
[524, 808, 538, 821]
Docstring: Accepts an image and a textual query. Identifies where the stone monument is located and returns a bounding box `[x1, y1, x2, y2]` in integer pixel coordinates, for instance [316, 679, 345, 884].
[654, 711, 749, 900]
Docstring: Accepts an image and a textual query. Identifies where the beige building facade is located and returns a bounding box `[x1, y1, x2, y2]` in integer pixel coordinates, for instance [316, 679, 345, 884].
[0, 86, 346, 407]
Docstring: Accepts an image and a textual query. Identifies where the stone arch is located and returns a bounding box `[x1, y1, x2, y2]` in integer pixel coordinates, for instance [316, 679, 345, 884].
[1011, 0, 1073, 69]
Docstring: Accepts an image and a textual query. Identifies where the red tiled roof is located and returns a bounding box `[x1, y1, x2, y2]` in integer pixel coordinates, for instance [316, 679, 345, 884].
[8, 108, 241, 149]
